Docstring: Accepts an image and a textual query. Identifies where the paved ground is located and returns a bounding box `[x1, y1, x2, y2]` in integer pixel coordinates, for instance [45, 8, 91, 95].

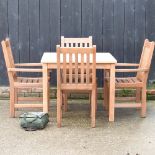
[0, 99, 155, 155]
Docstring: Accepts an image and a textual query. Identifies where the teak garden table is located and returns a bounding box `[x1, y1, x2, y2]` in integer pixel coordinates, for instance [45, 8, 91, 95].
[41, 52, 117, 121]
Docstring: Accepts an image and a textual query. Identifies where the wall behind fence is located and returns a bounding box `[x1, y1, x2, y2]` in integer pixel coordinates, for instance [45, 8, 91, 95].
[0, 0, 155, 86]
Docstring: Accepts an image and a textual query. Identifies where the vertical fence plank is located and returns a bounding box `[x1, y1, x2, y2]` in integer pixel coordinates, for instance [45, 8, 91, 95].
[50, 0, 60, 51]
[8, 0, 19, 63]
[19, 0, 29, 63]
[135, 0, 145, 63]
[93, 0, 102, 51]
[113, 0, 124, 77]
[72, 0, 81, 37]
[103, 0, 114, 54]
[82, 0, 93, 36]
[61, 0, 81, 37]
[124, 0, 135, 63]
[29, 0, 40, 62]
[61, 0, 72, 37]
[146, 0, 155, 81]
[113, 0, 124, 62]
[50, 0, 60, 86]
[0, 0, 155, 85]
[40, 0, 50, 52]
[0, 0, 8, 85]
[93, 0, 103, 86]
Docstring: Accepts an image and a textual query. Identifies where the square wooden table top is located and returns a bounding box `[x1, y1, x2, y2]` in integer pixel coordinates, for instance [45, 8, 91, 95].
[41, 52, 117, 64]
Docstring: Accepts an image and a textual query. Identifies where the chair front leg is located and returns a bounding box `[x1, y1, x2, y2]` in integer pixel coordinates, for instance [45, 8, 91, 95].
[10, 85, 15, 117]
[141, 85, 146, 118]
[63, 93, 68, 112]
[91, 88, 96, 128]
[57, 89, 62, 127]
[104, 70, 109, 111]
[136, 88, 141, 103]
[14, 88, 18, 111]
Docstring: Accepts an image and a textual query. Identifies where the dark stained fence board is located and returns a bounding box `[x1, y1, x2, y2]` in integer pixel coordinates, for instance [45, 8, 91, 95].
[124, 0, 135, 63]
[19, 0, 29, 63]
[113, 0, 124, 62]
[82, 0, 93, 36]
[113, 0, 124, 77]
[40, 0, 50, 52]
[123, 0, 135, 77]
[71, 0, 81, 37]
[103, 0, 114, 53]
[29, 0, 40, 63]
[50, 0, 60, 51]
[146, 0, 155, 80]
[135, 0, 146, 63]
[93, 0, 103, 86]
[61, 0, 72, 37]
[8, 0, 19, 63]
[0, 0, 8, 85]
[61, 0, 81, 37]
[50, 0, 60, 86]
[0, 0, 155, 85]
[93, 0, 103, 51]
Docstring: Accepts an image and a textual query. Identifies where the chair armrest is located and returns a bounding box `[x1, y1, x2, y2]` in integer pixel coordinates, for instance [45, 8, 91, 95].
[116, 63, 139, 67]
[115, 68, 149, 73]
[8, 68, 43, 72]
[15, 63, 42, 67]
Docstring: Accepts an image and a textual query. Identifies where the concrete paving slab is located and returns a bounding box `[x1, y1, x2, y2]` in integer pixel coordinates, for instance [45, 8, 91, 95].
[0, 99, 155, 155]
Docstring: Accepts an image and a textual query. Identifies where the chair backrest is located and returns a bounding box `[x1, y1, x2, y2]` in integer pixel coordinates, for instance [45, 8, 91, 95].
[136, 39, 155, 82]
[1, 38, 16, 84]
[61, 36, 92, 47]
[57, 46, 96, 86]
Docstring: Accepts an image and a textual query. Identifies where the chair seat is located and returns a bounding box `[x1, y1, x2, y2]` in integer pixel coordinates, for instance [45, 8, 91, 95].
[14, 77, 43, 88]
[115, 77, 143, 88]
[61, 83, 95, 91]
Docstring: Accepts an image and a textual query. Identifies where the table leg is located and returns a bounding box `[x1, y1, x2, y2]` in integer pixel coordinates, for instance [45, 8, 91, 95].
[43, 64, 49, 113]
[104, 69, 109, 111]
[109, 64, 115, 122]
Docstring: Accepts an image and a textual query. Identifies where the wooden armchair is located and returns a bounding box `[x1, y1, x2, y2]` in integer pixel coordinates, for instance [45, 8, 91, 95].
[1, 38, 44, 117]
[57, 46, 96, 127]
[60, 36, 93, 111]
[104, 39, 155, 119]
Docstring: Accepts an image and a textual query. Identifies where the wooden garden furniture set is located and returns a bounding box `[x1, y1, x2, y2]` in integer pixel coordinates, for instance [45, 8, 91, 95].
[1, 37, 155, 128]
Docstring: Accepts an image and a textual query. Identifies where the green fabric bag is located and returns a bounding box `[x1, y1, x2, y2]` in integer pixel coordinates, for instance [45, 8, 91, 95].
[20, 112, 49, 131]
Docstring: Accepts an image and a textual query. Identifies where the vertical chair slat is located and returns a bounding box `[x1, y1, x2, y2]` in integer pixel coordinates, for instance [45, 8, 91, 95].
[92, 46, 96, 84]
[86, 51, 90, 84]
[57, 46, 61, 83]
[75, 52, 78, 84]
[66, 43, 69, 47]
[69, 52, 72, 84]
[81, 52, 84, 83]
[63, 52, 67, 84]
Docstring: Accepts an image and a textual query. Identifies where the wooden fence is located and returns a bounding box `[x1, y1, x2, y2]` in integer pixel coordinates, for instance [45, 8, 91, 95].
[0, 0, 155, 86]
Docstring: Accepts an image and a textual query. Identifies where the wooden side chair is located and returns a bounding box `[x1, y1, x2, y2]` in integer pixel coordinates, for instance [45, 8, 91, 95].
[57, 46, 96, 127]
[60, 36, 93, 111]
[104, 39, 155, 119]
[1, 38, 44, 117]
